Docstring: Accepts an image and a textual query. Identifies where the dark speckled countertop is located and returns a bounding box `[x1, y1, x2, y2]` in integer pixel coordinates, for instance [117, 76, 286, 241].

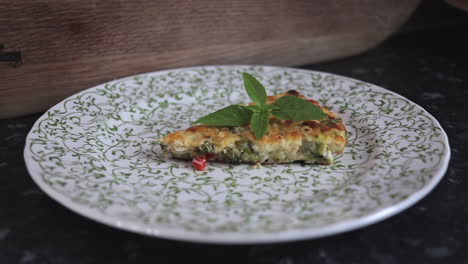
[2, 2, 468, 264]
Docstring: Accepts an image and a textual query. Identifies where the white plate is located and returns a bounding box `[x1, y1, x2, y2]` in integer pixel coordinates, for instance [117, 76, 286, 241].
[24, 65, 450, 244]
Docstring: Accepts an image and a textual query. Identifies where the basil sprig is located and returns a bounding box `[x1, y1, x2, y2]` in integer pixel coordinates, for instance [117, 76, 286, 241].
[193, 105, 252, 126]
[194, 73, 328, 139]
[243, 72, 267, 106]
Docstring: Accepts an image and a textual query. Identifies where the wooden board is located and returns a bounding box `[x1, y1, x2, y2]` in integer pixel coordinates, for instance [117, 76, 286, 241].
[0, 0, 419, 118]
[446, 0, 468, 11]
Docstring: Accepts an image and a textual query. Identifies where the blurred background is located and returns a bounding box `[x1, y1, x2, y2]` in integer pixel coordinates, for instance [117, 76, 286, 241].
[1, 0, 467, 118]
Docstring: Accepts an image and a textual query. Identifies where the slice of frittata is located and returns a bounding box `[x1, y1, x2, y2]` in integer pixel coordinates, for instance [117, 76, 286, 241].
[159, 90, 346, 165]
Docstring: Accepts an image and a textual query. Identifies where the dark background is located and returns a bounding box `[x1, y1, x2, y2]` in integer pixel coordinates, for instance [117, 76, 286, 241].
[1, 1, 468, 263]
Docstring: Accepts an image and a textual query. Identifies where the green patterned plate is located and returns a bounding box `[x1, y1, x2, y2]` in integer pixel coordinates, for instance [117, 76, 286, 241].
[24, 65, 450, 243]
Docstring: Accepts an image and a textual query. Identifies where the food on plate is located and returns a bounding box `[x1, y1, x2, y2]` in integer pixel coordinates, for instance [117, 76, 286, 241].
[158, 73, 346, 170]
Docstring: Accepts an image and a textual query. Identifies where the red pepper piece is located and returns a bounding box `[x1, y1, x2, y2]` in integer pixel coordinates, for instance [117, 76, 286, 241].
[192, 156, 207, 171]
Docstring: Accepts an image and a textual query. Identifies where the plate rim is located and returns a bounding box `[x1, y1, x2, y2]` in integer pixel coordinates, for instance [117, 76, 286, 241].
[23, 64, 451, 244]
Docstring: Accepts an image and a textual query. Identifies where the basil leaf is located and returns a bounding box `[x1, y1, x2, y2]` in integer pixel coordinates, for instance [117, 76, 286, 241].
[251, 110, 269, 140]
[194, 105, 252, 126]
[263, 104, 277, 111]
[272, 96, 328, 121]
[247, 104, 276, 112]
[245, 105, 261, 112]
[243, 73, 267, 106]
